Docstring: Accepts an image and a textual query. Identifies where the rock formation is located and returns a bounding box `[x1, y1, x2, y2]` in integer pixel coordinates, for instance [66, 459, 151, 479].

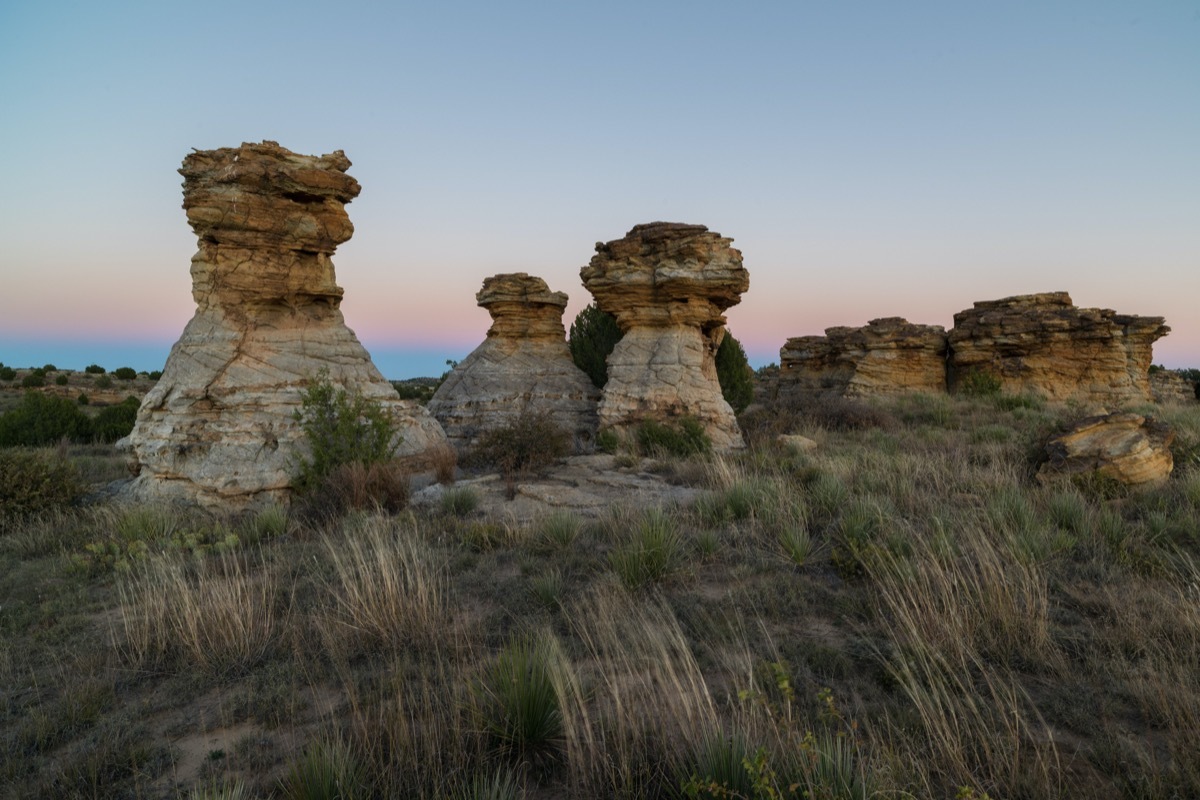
[779, 318, 948, 397]
[120, 141, 447, 509]
[428, 273, 599, 452]
[948, 292, 1169, 405]
[1150, 370, 1197, 405]
[580, 222, 748, 450]
[1037, 413, 1174, 486]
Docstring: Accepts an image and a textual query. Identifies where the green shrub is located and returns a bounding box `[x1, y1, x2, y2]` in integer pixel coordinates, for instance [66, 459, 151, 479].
[279, 738, 368, 800]
[478, 632, 565, 764]
[956, 368, 1002, 397]
[54, 374, 69, 386]
[42, 364, 57, 372]
[77, 393, 89, 405]
[85, 364, 106, 374]
[609, 508, 687, 588]
[94, 375, 113, 389]
[113, 366, 138, 381]
[148, 370, 163, 380]
[0, 366, 15, 381]
[293, 371, 399, 492]
[91, 396, 140, 443]
[21, 372, 45, 388]
[440, 486, 480, 517]
[595, 427, 621, 454]
[0, 391, 92, 446]
[0, 449, 85, 516]
[568, 303, 622, 389]
[635, 416, 711, 458]
[471, 414, 570, 498]
[715, 330, 755, 414]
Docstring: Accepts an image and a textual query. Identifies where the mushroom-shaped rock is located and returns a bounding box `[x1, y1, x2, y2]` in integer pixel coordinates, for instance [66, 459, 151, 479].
[119, 141, 448, 509]
[1037, 413, 1174, 487]
[428, 273, 599, 453]
[780, 317, 948, 398]
[948, 292, 1169, 405]
[580, 222, 749, 450]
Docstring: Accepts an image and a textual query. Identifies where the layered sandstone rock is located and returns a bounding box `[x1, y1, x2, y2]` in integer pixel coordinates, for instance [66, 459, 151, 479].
[428, 273, 599, 452]
[948, 292, 1169, 405]
[1037, 413, 1174, 486]
[1150, 370, 1197, 405]
[120, 141, 447, 509]
[779, 318, 948, 397]
[580, 222, 748, 450]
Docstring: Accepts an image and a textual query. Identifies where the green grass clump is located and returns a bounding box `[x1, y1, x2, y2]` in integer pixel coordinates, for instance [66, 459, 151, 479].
[636, 417, 712, 458]
[478, 632, 566, 767]
[279, 738, 368, 800]
[609, 507, 687, 588]
[0, 447, 85, 516]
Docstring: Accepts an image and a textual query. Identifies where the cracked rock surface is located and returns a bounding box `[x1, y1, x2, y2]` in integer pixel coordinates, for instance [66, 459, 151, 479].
[580, 222, 748, 450]
[428, 273, 599, 453]
[119, 141, 447, 509]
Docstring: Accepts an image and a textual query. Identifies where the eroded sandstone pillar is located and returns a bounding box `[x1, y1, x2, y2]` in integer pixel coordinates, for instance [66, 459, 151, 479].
[428, 273, 599, 453]
[580, 222, 749, 450]
[120, 141, 448, 509]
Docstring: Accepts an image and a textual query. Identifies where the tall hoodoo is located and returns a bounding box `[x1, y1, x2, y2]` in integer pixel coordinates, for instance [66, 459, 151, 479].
[947, 292, 1170, 405]
[120, 141, 447, 509]
[580, 222, 749, 450]
[427, 272, 599, 452]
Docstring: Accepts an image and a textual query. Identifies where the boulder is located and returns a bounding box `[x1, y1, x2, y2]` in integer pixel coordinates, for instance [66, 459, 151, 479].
[780, 317, 948, 397]
[948, 292, 1169, 404]
[1037, 412, 1174, 487]
[120, 141, 448, 509]
[428, 273, 599, 453]
[580, 222, 749, 450]
[776, 434, 818, 453]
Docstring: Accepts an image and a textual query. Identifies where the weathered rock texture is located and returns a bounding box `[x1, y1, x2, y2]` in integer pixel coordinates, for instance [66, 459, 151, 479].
[580, 222, 749, 450]
[428, 273, 599, 452]
[948, 292, 1169, 405]
[779, 318, 948, 397]
[121, 141, 447, 509]
[1150, 371, 1197, 405]
[1037, 413, 1174, 486]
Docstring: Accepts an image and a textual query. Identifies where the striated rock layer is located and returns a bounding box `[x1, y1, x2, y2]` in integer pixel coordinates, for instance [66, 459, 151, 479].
[948, 292, 1169, 405]
[428, 273, 599, 453]
[581, 222, 749, 450]
[1037, 413, 1174, 487]
[1150, 371, 1197, 405]
[780, 318, 948, 397]
[120, 141, 447, 509]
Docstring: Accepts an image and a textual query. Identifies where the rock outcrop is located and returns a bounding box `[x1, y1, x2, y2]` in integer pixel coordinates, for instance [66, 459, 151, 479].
[1037, 413, 1174, 486]
[1150, 370, 1197, 405]
[428, 273, 599, 452]
[120, 141, 447, 509]
[580, 222, 749, 450]
[779, 318, 948, 397]
[948, 292, 1169, 405]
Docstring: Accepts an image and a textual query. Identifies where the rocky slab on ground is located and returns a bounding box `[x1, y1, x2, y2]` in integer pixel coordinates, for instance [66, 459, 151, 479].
[1037, 412, 1174, 487]
[780, 317, 948, 397]
[580, 222, 749, 450]
[119, 141, 447, 510]
[428, 273, 599, 453]
[410, 455, 702, 523]
[948, 292, 1169, 405]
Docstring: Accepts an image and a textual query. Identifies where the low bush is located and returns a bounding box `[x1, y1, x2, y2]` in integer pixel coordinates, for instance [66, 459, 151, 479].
[85, 364, 106, 374]
[956, 368, 1002, 397]
[635, 417, 712, 458]
[91, 396, 140, 443]
[0, 448, 85, 516]
[293, 371, 399, 493]
[113, 367, 138, 381]
[0, 366, 15, 381]
[298, 460, 410, 520]
[471, 414, 570, 498]
[21, 372, 45, 388]
[0, 391, 92, 446]
[55, 374, 69, 386]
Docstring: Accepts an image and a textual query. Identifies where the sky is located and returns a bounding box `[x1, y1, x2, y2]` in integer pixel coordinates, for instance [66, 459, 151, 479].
[1, 1, 1197, 378]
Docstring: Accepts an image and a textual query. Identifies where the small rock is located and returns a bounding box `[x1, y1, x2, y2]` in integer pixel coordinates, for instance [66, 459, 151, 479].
[776, 434, 818, 452]
[1037, 412, 1174, 487]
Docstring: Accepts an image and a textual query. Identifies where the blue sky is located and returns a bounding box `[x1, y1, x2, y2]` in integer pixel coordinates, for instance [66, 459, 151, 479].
[1, 1, 1197, 377]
